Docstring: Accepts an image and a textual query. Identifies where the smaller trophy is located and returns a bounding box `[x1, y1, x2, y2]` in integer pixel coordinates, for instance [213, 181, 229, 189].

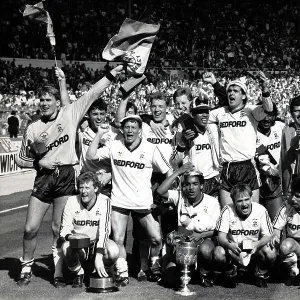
[175, 241, 198, 296]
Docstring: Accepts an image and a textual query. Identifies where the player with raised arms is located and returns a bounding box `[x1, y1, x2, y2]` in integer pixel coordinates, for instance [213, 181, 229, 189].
[15, 65, 124, 287]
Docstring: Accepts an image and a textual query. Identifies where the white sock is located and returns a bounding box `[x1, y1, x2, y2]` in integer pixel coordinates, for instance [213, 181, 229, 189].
[151, 256, 160, 269]
[283, 252, 299, 276]
[20, 257, 34, 273]
[52, 246, 64, 278]
[115, 258, 128, 277]
[69, 262, 84, 275]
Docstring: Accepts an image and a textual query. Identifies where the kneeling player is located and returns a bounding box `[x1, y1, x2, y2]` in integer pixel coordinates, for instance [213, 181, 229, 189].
[271, 177, 300, 286]
[60, 172, 119, 288]
[214, 183, 275, 288]
[157, 163, 221, 287]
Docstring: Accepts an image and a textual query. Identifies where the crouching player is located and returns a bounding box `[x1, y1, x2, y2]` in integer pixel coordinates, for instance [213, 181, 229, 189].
[59, 172, 119, 287]
[271, 177, 300, 286]
[214, 183, 276, 288]
[157, 162, 221, 287]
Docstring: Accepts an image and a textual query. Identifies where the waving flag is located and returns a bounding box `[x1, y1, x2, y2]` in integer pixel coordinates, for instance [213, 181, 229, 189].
[103, 18, 160, 76]
[23, 1, 55, 46]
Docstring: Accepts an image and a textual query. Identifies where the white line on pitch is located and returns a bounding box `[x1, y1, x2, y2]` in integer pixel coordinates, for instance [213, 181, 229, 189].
[0, 204, 28, 214]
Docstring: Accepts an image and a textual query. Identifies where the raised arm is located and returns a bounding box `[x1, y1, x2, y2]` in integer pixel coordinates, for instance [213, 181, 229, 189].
[86, 125, 110, 161]
[258, 71, 273, 112]
[55, 67, 70, 107]
[114, 95, 129, 128]
[157, 161, 194, 198]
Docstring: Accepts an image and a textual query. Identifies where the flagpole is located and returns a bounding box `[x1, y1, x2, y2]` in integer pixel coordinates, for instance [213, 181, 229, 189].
[42, 0, 60, 88]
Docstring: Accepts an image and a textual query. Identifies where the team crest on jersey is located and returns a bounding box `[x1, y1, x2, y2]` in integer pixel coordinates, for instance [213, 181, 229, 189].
[240, 110, 246, 118]
[252, 218, 258, 227]
[274, 132, 278, 139]
[203, 206, 208, 213]
[230, 218, 237, 226]
[39, 132, 49, 142]
[287, 213, 293, 223]
[140, 151, 145, 159]
[57, 124, 63, 133]
[117, 151, 122, 157]
[96, 209, 100, 216]
[75, 211, 80, 215]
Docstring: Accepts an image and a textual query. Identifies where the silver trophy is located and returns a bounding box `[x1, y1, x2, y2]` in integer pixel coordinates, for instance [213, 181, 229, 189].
[175, 241, 198, 296]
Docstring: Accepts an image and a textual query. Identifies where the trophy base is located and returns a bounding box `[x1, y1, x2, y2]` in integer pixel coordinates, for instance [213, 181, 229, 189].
[175, 290, 197, 296]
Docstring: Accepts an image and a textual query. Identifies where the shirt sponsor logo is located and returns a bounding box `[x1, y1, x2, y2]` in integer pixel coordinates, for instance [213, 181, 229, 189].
[74, 220, 99, 226]
[195, 144, 211, 150]
[147, 138, 172, 144]
[47, 134, 69, 151]
[113, 159, 145, 169]
[288, 223, 300, 230]
[220, 121, 247, 128]
[267, 142, 280, 150]
[230, 229, 259, 235]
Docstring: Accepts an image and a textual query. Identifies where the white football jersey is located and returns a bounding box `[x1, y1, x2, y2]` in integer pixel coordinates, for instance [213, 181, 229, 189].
[60, 193, 111, 248]
[216, 202, 273, 244]
[182, 124, 220, 179]
[273, 202, 300, 240]
[78, 125, 120, 173]
[209, 106, 267, 162]
[256, 121, 285, 168]
[92, 138, 171, 209]
[167, 190, 220, 231]
[142, 122, 174, 167]
[17, 77, 111, 169]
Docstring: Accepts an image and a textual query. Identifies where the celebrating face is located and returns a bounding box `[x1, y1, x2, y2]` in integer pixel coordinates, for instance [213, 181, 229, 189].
[289, 192, 300, 212]
[174, 94, 191, 115]
[227, 85, 246, 111]
[79, 180, 98, 207]
[150, 99, 167, 123]
[39, 93, 60, 120]
[192, 109, 209, 128]
[122, 120, 141, 145]
[184, 176, 203, 203]
[233, 193, 252, 218]
[89, 108, 106, 131]
[291, 106, 300, 128]
[258, 112, 276, 132]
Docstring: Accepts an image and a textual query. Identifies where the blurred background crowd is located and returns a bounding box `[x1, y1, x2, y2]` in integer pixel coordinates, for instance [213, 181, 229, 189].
[0, 0, 299, 133]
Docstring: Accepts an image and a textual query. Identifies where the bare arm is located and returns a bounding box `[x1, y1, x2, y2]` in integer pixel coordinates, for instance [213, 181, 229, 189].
[55, 67, 70, 107]
[114, 96, 129, 128]
[86, 125, 109, 161]
[157, 162, 194, 198]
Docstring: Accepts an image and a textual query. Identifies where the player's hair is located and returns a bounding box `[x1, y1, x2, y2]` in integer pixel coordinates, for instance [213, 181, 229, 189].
[227, 84, 248, 104]
[87, 98, 107, 114]
[290, 95, 300, 114]
[258, 102, 278, 126]
[77, 171, 101, 195]
[183, 171, 205, 186]
[126, 102, 138, 114]
[230, 183, 253, 202]
[149, 92, 170, 106]
[291, 177, 300, 194]
[121, 118, 142, 128]
[36, 85, 60, 101]
[173, 87, 193, 102]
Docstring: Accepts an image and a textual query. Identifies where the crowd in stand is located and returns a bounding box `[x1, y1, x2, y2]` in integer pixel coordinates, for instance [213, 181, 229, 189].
[0, 57, 298, 132]
[0, 0, 299, 70]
